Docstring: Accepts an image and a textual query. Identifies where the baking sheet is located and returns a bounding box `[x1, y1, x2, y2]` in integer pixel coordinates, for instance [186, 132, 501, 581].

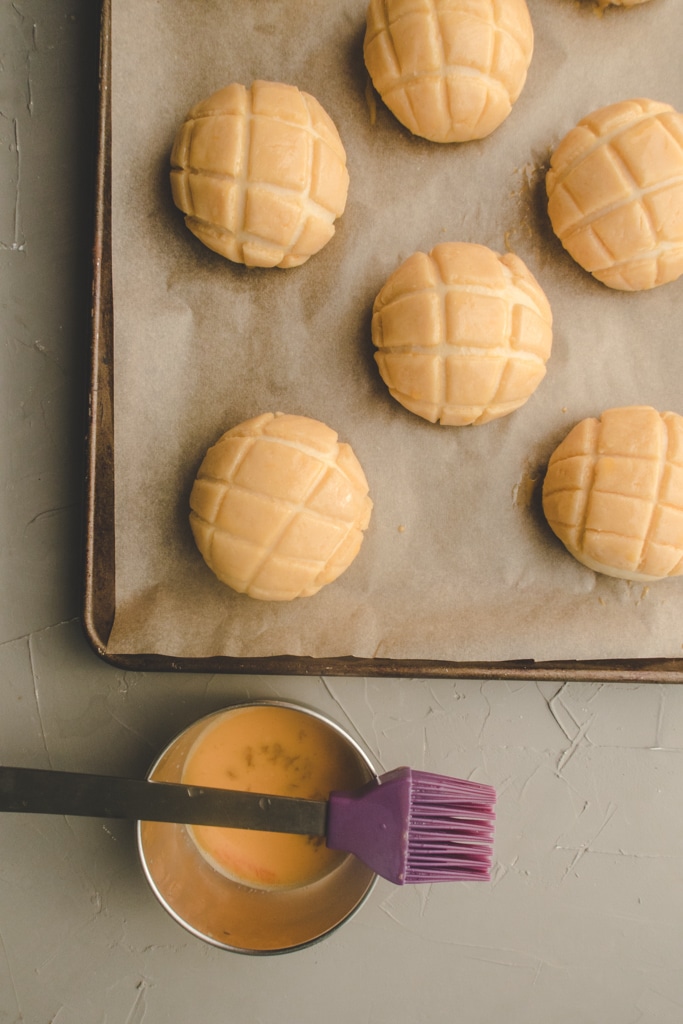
[84, 0, 683, 677]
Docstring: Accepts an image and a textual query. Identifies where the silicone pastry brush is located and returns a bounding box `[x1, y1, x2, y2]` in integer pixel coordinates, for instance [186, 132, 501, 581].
[0, 764, 495, 885]
[325, 767, 495, 883]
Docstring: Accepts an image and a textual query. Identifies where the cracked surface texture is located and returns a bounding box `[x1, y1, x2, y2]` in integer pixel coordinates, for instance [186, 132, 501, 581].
[372, 241, 552, 425]
[363, 0, 534, 142]
[189, 413, 373, 600]
[170, 81, 349, 268]
[546, 99, 683, 291]
[543, 406, 683, 581]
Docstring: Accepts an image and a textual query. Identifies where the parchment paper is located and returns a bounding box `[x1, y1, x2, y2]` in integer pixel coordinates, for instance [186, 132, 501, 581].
[108, 0, 683, 663]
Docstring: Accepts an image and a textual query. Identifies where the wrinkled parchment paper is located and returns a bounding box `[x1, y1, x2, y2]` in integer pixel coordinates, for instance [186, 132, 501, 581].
[108, 0, 683, 663]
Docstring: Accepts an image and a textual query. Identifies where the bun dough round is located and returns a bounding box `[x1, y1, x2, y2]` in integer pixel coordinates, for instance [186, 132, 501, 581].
[546, 99, 683, 291]
[542, 406, 683, 582]
[371, 242, 552, 425]
[363, 0, 534, 143]
[170, 81, 349, 268]
[189, 413, 373, 600]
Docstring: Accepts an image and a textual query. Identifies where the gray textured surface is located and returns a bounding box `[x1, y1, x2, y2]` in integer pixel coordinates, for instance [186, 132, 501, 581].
[1, 2, 683, 1023]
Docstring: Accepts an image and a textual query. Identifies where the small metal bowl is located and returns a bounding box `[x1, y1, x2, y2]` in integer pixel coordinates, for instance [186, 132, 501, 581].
[137, 700, 378, 954]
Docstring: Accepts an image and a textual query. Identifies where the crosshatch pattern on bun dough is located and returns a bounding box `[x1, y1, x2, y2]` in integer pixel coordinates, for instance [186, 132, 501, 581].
[542, 406, 683, 582]
[371, 242, 553, 425]
[546, 99, 683, 291]
[363, 0, 534, 143]
[189, 414, 373, 601]
[170, 81, 349, 268]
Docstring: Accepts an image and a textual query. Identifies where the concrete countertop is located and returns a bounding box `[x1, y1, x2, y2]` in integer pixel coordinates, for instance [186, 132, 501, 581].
[1, 3, 682, 1022]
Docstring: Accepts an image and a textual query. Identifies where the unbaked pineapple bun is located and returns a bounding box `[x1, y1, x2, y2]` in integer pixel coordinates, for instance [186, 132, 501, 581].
[170, 81, 349, 268]
[189, 413, 373, 600]
[371, 242, 553, 425]
[542, 406, 683, 582]
[363, 0, 534, 143]
[546, 99, 683, 291]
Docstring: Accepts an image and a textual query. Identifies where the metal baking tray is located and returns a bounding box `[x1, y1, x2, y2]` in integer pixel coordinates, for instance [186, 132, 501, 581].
[82, 0, 683, 682]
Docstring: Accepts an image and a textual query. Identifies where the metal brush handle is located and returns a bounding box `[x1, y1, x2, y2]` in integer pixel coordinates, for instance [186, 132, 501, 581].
[0, 766, 327, 836]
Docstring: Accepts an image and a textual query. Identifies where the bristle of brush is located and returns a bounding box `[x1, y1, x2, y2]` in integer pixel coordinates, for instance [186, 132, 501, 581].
[404, 771, 496, 883]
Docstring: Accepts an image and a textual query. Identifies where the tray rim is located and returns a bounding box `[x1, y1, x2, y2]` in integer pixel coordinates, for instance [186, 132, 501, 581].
[81, 0, 683, 683]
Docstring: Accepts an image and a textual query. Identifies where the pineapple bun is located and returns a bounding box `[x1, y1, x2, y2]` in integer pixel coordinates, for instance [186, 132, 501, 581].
[371, 242, 553, 426]
[170, 81, 349, 268]
[542, 406, 683, 582]
[189, 414, 373, 601]
[546, 99, 683, 291]
[363, 0, 534, 143]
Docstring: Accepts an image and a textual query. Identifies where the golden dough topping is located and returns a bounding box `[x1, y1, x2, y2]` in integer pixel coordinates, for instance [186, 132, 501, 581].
[542, 406, 683, 581]
[546, 98, 683, 291]
[363, 0, 534, 143]
[189, 413, 373, 600]
[372, 241, 552, 425]
[170, 81, 349, 268]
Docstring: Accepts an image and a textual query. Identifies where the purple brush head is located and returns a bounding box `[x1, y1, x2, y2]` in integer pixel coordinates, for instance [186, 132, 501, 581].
[326, 767, 496, 885]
